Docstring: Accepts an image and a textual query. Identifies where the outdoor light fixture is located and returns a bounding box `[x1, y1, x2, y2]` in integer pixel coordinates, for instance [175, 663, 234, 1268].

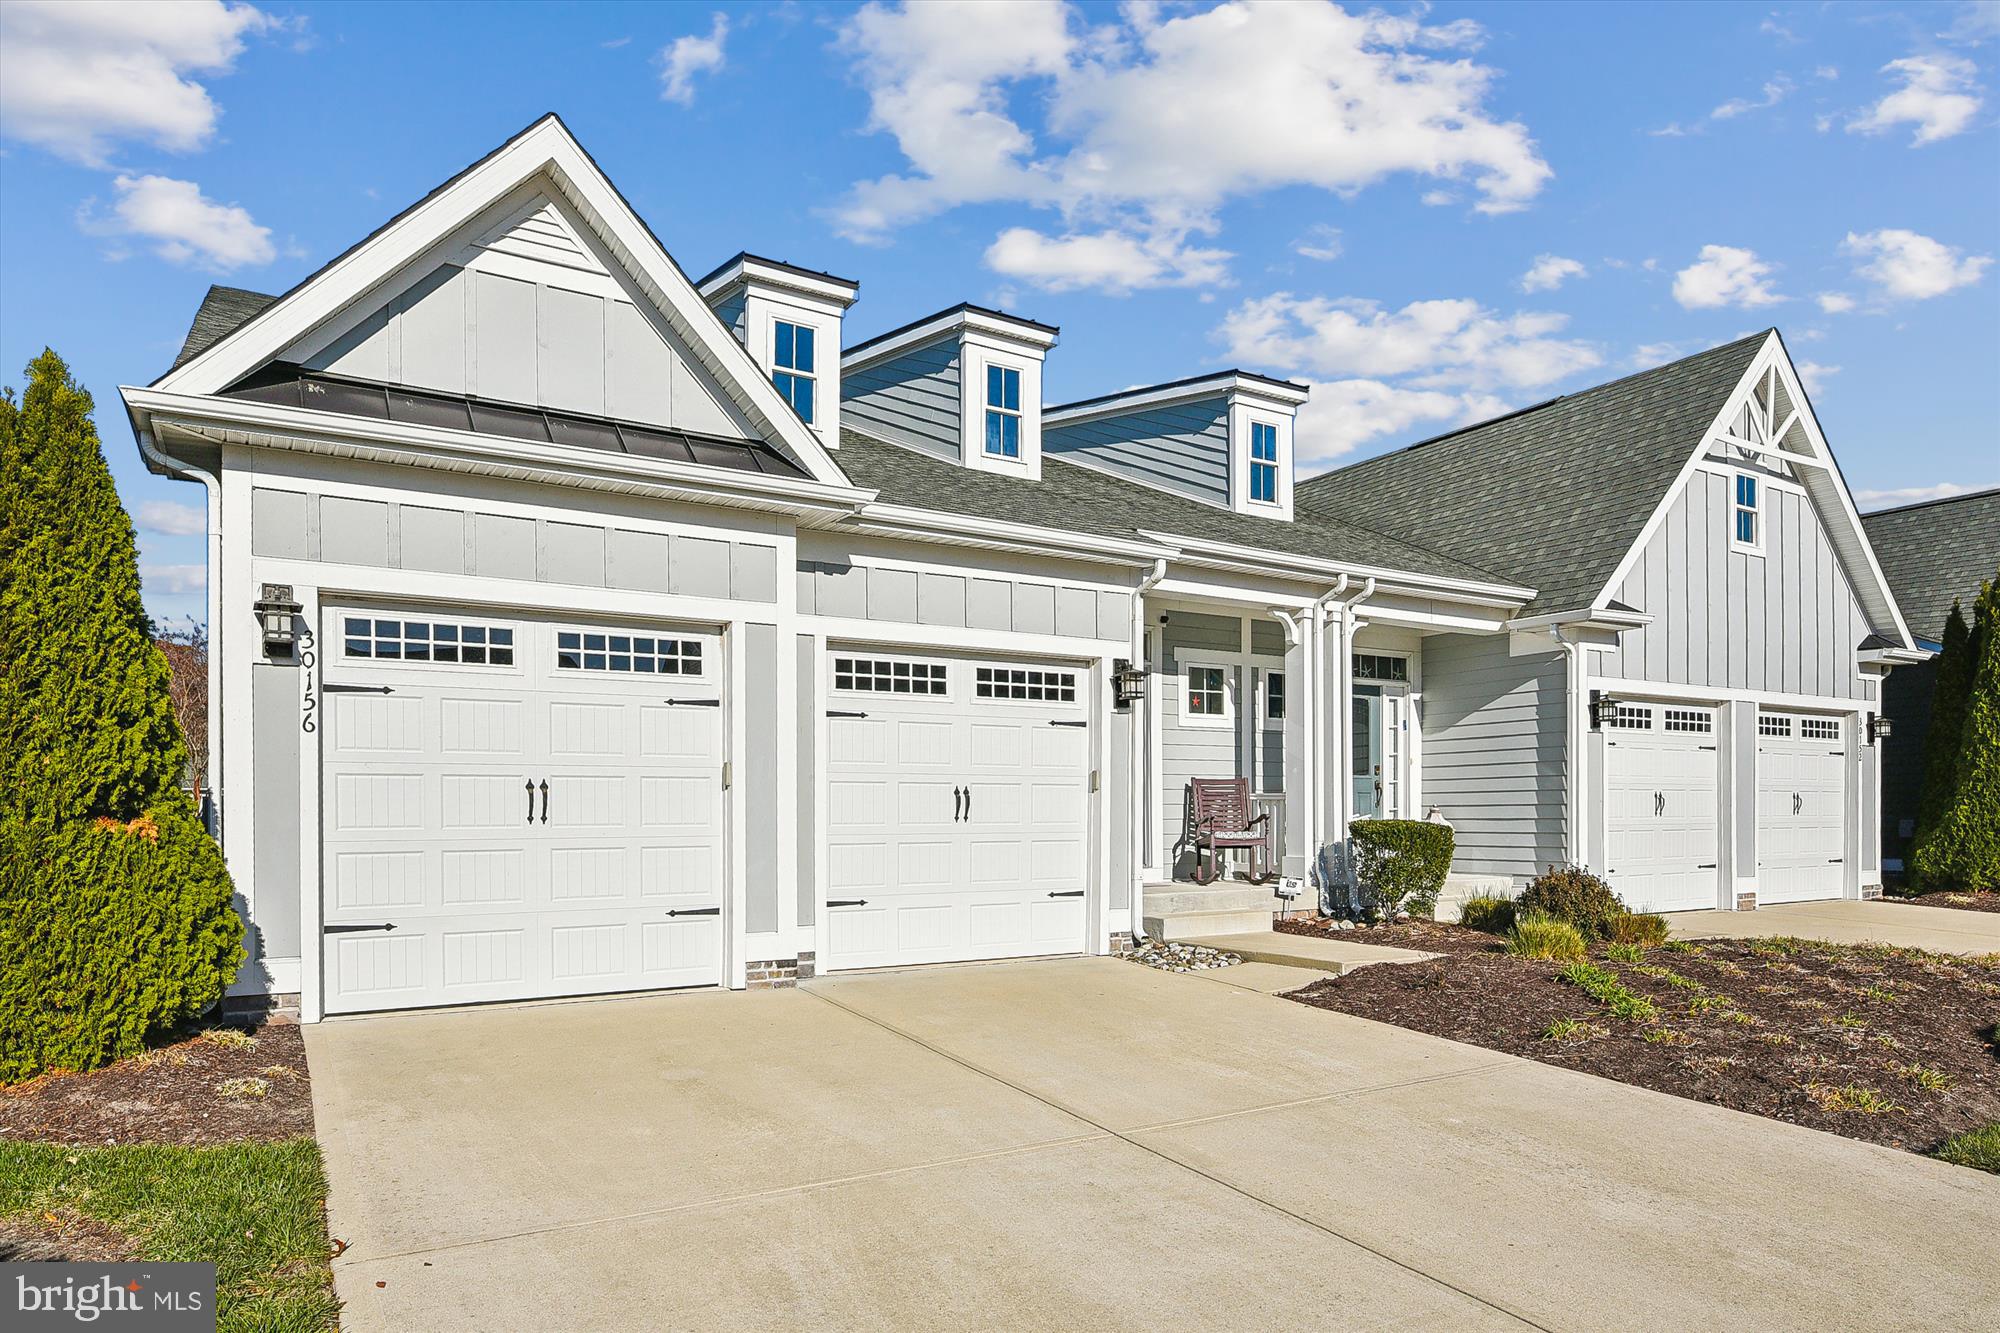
[1113, 658, 1147, 711]
[255, 583, 302, 658]
[1867, 713, 1894, 746]
[1588, 689, 1618, 730]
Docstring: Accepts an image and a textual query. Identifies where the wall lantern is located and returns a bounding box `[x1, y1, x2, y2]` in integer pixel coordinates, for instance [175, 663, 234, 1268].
[255, 583, 302, 658]
[1588, 689, 1618, 730]
[1113, 658, 1147, 711]
[1867, 713, 1894, 746]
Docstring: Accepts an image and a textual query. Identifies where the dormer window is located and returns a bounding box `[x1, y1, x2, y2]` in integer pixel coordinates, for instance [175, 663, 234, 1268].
[1734, 472, 1761, 551]
[773, 319, 816, 425]
[1249, 420, 1278, 504]
[985, 364, 1022, 458]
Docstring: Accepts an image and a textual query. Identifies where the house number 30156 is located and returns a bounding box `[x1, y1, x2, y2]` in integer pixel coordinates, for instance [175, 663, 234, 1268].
[300, 627, 318, 734]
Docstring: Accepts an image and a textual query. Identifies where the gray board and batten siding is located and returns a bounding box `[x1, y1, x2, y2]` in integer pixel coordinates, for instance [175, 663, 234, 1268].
[1598, 470, 1876, 702]
[251, 487, 781, 603]
[842, 337, 963, 462]
[1044, 395, 1231, 508]
[1157, 611, 1244, 879]
[1421, 632, 1568, 884]
[796, 559, 1130, 641]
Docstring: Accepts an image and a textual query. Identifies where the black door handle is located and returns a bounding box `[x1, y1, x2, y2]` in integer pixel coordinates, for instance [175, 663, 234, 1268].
[525, 779, 534, 825]
[963, 785, 971, 822]
[953, 786, 963, 822]
[539, 778, 550, 824]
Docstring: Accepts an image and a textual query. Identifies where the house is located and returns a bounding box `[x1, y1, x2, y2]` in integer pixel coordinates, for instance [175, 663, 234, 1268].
[1859, 488, 2000, 871]
[122, 116, 1925, 1021]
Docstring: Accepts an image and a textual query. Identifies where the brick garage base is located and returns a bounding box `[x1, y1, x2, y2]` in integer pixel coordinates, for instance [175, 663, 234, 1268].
[1861, 885, 1883, 900]
[746, 952, 816, 989]
[1735, 892, 1758, 912]
[1111, 932, 1136, 956]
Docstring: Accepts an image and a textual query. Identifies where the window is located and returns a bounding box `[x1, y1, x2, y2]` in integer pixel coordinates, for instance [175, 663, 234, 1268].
[773, 320, 815, 425]
[1249, 420, 1279, 504]
[834, 657, 947, 695]
[557, 631, 700, 674]
[1264, 671, 1287, 722]
[344, 616, 513, 666]
[975, 665, 1077, 702]
[1184, 664, 1227, 723]
[1734, 472, 1761, 549]
[1758, 714, 1792, 738]
[1664, 707, 1713, 733]
[1351, 653, 1409, 683]
[1605, 704, 1653, 730]
[984, 364, 1021, 458]
[1801, 717, 1841, 741]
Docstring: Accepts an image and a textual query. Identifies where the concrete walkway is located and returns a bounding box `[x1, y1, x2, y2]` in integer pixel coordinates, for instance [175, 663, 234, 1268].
[306, 957, 1995, 1331]
[1667, 897, 2000, 954]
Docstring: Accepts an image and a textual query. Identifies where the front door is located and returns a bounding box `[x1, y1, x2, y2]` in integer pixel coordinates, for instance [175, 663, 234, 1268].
[1351, 685, 1404, 819]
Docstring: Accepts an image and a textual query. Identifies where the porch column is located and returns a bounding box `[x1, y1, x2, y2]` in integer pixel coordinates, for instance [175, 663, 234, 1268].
[1275, 611, 1310, 880]
[1321, 607, 1349, 892]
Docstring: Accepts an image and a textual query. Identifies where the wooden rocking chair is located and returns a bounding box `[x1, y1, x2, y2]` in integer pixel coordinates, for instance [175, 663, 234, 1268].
[1186, 777, 1273, 886]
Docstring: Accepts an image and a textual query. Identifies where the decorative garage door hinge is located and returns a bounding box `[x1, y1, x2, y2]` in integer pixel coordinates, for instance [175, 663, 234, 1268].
[1046, 891, 1084, 899]
[826, 709, 867, 718]
[322, 683, 393, 694]
[827, 899, 869, 908]
[1049, 720, 1088, 728]
[324, 923, 397, 934]
[663, 697, 720, 707]
[664, 907, 721, 917]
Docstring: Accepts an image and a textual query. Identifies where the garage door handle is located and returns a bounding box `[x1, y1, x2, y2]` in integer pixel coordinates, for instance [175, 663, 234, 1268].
[525, 779, 534, 824]
[1047, 890, 1084, 898]
[665, 907, 721, 917]
[539, 778, 550, 824]
[953, 786, 964, 821]
[827, 899, 869, 908]
[963, 785, 971, 821]
[324, 922, 397, 934]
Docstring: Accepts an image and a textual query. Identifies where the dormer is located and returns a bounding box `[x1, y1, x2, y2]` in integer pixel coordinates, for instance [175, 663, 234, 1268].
[1043, 372, 1310, 520]
[841, 304, 1059, 480]
[697, 253, 859, 450]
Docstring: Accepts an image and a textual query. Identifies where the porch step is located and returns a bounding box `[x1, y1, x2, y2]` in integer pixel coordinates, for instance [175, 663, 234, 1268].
[1143, 908, 1280, 942]
[1142, 884, 1294, 918]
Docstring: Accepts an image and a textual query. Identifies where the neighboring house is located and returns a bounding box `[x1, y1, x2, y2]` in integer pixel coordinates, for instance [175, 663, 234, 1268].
[122, 116, 1926, 1022]
[1859, 489, 2000, 871]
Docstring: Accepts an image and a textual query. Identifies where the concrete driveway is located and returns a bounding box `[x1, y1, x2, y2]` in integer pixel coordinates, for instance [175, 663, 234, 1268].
[306, 957, 1996, 1331]
[1666, 897, 2000, 954]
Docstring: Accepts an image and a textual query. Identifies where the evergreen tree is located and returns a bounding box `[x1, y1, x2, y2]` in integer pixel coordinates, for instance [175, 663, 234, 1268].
[1912, 599, 1973, 842]
[0, 350, 242, 1081]
[1911, 575, 2000, 891]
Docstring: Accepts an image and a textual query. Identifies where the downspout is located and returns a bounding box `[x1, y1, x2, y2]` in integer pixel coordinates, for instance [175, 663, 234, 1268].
[137, 426, 222, 837]
[1549, 624, 1587, 868]
[1128, 559, 1168, 942]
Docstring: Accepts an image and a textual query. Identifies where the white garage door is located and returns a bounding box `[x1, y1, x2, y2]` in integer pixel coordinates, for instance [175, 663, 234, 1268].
[320, 610, 725, 1014]
[1757, 712, 1848, 904]
[1602, 703, 1721, 913]
[824, 651, 1090, 970]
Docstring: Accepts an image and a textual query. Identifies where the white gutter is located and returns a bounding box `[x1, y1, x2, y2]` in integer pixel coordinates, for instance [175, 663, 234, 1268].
[1509, 606, 1654, 632]
[1129, 560, 1168, 942]
[136, 427, 222, 836]
[1132, 529, 1533, 605]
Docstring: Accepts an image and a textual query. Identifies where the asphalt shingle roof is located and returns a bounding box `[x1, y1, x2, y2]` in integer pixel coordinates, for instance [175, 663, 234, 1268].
[1295, 331, 1771, 616]
[836, 428, 1511, 587]
[1860, 488, 2000, 643]
[172, 285, 277, 370]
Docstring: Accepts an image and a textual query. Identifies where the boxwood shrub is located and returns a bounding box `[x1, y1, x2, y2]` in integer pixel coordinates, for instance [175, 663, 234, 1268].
[1348, 818, 1454, 919]
[1519, 865, 1629, 940]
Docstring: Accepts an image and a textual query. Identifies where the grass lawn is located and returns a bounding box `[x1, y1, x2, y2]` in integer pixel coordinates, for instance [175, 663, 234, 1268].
[1935, 1121, 2000, 1173]
[0, 1136, 339, 1333]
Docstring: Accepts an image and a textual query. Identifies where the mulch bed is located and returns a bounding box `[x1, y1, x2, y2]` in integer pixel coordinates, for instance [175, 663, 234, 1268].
[1277, 915, 1499, 957]
[1283, 922, 2000, 1156]
[0, 1021, 315, 1148]
[1884, 889, 2000, 914]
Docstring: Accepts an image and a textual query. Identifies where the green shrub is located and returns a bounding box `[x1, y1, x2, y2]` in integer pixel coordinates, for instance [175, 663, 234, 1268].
[1913, 599, 1974, 855]
[1520, 865, 1629, 940]
[1934, 1121, 2000, 1174]
[0, 351, 242, 1082]
[1608, 912, 1670, 948]
[1912, 573, 2000, 891]
[1458, 893, 1518, 935]
[1504, 912, 1587, 961]
[1347, 818, 1454, 919]
[1558, 960, 1658, 1022]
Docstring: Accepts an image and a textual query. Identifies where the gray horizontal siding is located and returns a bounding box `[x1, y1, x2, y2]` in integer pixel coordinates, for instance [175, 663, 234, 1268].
[1421, 632, 1567, 883]
[843, 338, 962, 461]
[1602, 471, 1873, 700]
[1045, 396, 1230, 506]
[1158, 612, 1242, 877]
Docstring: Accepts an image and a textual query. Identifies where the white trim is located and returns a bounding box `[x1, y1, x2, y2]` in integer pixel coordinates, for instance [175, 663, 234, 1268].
[1586, 675, 1870, 715]
[697, 255, 858, 308]
[840, 307, 1057, 375]
[1044, 373, 1308, 427]
[1258, 666, 1288, 727]
[1730, 468, 1765, 556]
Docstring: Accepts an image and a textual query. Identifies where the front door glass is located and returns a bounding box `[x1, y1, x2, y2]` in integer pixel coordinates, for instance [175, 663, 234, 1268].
[1352, 686, 1382, 818]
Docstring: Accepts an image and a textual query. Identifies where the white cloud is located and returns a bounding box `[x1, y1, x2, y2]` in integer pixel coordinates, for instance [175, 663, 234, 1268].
[0, 0, 275, 166]
[834, 1, 1550, 290]
[1291, 379, 1493, 466]
[1712, 74, 1793, 119]
[1519, 254, 1585, 293]
[984, 225, 1229, 292]
[1815, 65, 1839, 81]
[1631, 340, 1696, 369]
[1816, 291, 1857, 314]
[1672, 244, 1782, 309]
[1419, 189, 1459, 206]
[137, 499, 206, 536]
[1292, 224, 1344, 262]
[1793, 360, 1839, 396]
[660, 12, 729, 105]
[141, 563, 207, 595]
[1854, 481, 1997, 510]
[1848, 54, 1982, 145]
[1842, 228, 1992, 300]
[80, 173, 274, 270]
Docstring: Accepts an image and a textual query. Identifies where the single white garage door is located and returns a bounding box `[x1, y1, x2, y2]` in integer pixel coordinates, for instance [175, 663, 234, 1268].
[824, 651, 1090, 970]
[320, 609, 724, 1014]
[1602, 703, 1721, 913]
[1757, 712, 1848, 904]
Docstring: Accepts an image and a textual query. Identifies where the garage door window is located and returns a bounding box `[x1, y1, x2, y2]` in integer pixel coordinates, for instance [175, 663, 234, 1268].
[1759, 715, 1792, 738]
[1604, 703, 1652, 730]
[557, 631, 701, 675]
[834, 656, 947, 695]
[1801, 717, 1841, 741]
[975, 665, 1078, 703]
[343, 616, 515, 666]
[1663, 708, 1713, 733]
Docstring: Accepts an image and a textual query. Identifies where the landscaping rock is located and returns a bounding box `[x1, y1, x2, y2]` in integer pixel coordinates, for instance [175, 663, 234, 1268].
[1127, 940, 1243, 972]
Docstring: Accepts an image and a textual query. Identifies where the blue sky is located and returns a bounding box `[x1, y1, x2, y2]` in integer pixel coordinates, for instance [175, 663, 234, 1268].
[2, 0, 1995, 626]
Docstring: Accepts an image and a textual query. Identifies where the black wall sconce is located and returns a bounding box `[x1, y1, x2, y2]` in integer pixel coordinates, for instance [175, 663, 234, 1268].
[255, 583, 302, 659]
[1867, 713, 1893, 746]
[1113, 658, 1146, 711]
[1588, 689, 1618, 730]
